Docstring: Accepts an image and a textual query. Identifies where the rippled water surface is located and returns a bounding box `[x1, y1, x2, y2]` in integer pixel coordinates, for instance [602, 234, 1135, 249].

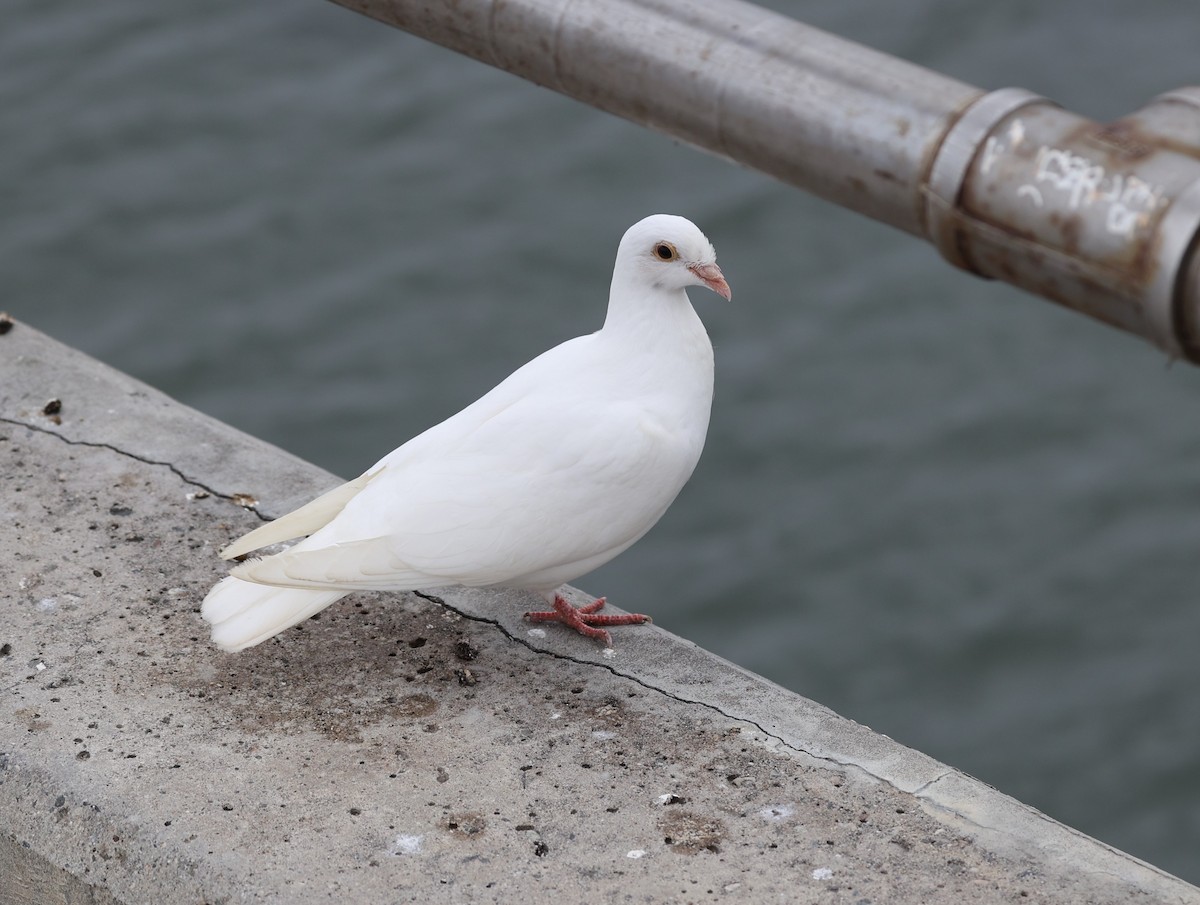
[6, 0, 1200, 883]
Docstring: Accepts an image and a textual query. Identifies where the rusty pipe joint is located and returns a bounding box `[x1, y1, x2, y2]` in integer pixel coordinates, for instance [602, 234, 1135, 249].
[924, 86, 1200, 361]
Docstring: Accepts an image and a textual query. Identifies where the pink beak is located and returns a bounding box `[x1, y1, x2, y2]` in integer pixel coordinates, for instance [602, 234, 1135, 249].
[687, 262, 732, 301]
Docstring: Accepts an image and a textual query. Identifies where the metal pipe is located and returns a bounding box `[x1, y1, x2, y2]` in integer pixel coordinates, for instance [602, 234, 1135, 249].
[925, 87, 1200, 359]
[330, 0, 1200, 362]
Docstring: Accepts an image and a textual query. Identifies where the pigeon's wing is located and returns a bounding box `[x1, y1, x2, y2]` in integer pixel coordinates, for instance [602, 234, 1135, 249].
[220, 336, 577, 567]
[232, 385, 703, 592]
[219, 470, 381, 560]
[231, 534, 449, 591]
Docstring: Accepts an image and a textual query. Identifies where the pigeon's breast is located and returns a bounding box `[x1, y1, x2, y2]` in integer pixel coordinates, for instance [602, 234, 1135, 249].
[635, 405, 708, 476]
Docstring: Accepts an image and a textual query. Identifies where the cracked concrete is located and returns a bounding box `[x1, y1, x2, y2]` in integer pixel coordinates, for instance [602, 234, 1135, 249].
[2, 320, 1197, 904]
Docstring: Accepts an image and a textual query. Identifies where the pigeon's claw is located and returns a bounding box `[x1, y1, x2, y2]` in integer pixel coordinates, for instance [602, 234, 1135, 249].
[524, 594, 651, 647]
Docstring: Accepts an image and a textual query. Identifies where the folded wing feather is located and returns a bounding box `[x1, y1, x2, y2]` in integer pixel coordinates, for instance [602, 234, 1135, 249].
[219, 469, 382, 560]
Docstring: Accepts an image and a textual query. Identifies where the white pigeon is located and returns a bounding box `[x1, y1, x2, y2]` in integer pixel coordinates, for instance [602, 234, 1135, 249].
[201, 214, 730, 651]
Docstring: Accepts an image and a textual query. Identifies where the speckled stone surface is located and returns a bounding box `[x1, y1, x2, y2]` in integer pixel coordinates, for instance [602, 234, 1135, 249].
[3, 322, 1196, 904]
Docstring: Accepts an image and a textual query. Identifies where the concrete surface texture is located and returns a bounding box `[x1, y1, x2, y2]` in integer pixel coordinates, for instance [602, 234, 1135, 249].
[2, 320, 1197, 904]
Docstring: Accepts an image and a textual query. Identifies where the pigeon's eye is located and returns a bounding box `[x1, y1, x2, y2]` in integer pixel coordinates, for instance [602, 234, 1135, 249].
[653, 242, 678, 261]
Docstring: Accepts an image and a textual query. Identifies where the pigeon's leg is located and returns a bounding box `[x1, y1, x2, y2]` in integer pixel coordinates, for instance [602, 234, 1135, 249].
[524, 594, 651, 646]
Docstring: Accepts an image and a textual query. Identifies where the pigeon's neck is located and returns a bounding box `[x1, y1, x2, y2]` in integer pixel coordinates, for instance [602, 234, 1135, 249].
[598, 275, 714, 438]
[600, 277, 710, 354]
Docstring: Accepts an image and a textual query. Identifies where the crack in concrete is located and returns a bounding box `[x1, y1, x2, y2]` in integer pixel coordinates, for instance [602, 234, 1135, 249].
[912, 768, 956, 797]
[0, 416, 271, 522]
[414, 590, 1065, 851]
[414, 590, 893, 783]
[3, 413, 262, 695]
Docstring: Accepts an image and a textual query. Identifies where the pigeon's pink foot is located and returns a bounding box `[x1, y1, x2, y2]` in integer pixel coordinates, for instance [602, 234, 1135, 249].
[524, 594, 651, 646]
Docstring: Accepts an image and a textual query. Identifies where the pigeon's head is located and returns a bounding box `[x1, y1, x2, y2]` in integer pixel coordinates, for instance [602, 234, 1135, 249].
[617, 214, 731, 302]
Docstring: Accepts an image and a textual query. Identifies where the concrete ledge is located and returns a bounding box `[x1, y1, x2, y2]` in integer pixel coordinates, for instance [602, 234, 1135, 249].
[2, 320, 1197, 904]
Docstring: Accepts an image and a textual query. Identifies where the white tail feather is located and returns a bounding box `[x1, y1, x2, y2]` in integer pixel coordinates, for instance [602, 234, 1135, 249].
[201, 576, 346, 652]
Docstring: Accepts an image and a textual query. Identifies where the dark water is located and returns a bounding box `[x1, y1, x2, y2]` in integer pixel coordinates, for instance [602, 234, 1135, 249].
[6, 0, 1200, 883]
